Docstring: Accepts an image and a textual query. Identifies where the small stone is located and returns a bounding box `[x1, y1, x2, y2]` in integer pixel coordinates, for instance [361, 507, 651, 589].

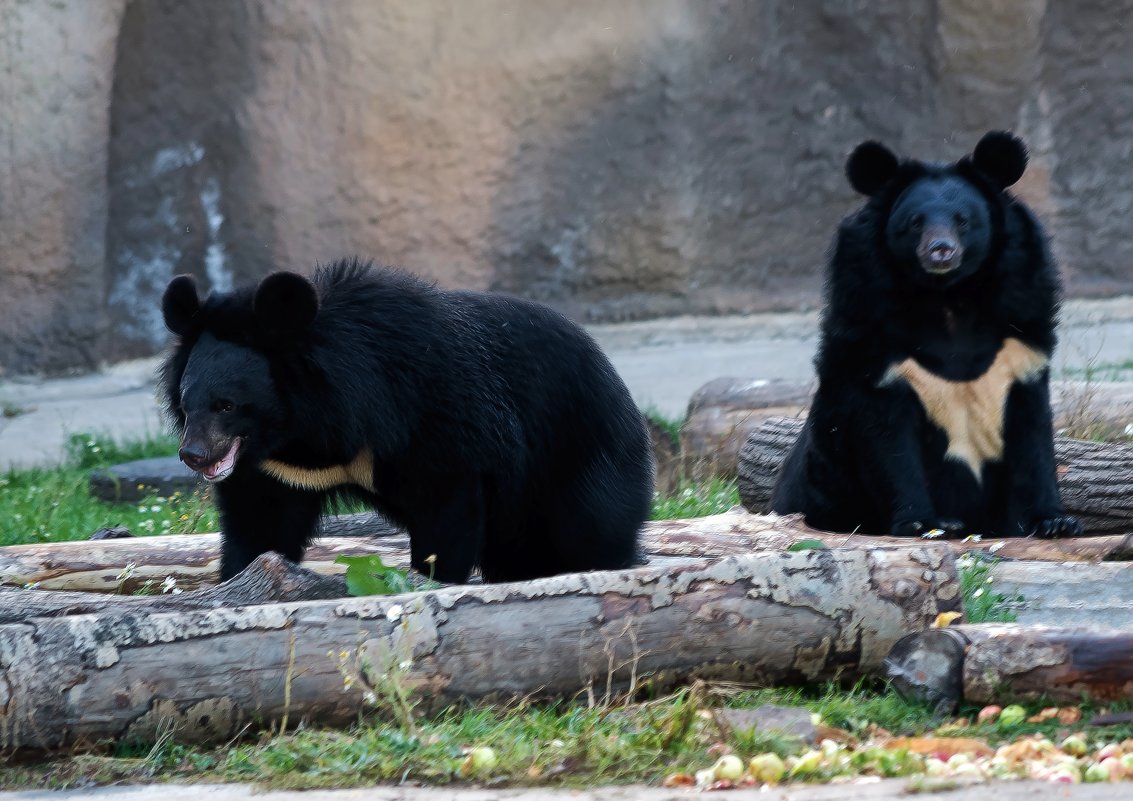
[89, 456, 202, 502]
[714, 703, 817, 744]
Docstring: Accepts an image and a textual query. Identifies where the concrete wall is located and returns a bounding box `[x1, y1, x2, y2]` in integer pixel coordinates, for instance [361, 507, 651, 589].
[2, 0, 1133, 373]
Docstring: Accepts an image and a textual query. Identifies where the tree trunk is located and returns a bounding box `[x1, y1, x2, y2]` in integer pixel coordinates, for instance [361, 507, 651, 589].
[0, 552, 346, 624]
[886, 624, 1133, 706]
[683, 378, 1133, 478]
[678, 378, 813, 480]
[737, 416, 1133, 536]
[1, 509, 1127, 597]
[0, 531, 409, 594]
[0, 543, 960, 752]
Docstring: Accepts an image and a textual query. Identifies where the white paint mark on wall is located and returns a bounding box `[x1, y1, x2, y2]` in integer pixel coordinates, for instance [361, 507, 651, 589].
[111, 142, 233, 347]
[109, 193, 181, 347]
[151, 143, 204, 177]
[200, 176, 232, 293]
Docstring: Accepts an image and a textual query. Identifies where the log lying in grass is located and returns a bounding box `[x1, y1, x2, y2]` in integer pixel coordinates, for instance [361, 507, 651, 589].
[2, 508, 1127, 597]
[0, 543, 960, 751]
[0, 531, 410, 594]
[738, 416, 1133, 538]
[0, 552, 346, 624]
[682, 377, 1133, 478]
[886, 624, 1133, 707]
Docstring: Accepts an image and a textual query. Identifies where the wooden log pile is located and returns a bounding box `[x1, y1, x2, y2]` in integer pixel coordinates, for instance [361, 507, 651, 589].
[2, 508, 1128, 596]
[0, 543, 959, 751]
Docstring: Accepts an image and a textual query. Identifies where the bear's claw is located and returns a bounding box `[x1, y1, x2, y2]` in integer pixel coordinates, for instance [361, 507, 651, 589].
[1030, 515, 1083, 540]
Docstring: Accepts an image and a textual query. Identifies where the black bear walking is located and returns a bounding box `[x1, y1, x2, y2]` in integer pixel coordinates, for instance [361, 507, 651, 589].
[160, 259, 654, 582]
[772, 131, 1081, 540]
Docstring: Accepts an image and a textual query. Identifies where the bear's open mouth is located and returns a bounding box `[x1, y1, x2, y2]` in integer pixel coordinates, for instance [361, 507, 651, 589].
[201, 438, 242, 483]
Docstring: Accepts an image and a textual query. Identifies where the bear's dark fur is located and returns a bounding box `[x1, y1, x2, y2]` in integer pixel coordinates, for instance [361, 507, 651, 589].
[160, 259, 654, 582]
[772, 131, 1081, 540]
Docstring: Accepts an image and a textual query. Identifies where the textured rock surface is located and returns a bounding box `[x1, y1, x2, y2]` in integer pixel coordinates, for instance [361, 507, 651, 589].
[88, 456, 202, 503]
[0, 0, 128, 374]
[3, 0, 1133, 371]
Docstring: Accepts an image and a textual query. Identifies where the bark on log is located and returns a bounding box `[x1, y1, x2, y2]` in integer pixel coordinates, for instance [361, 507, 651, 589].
[0, 552, 346, 624]
[679, 378, 813, 480]
[2, 509, 1128, 598]
[886, 624, 1133, 707]
[738, 416, 1133, 537]
[0, 532, 406, 594]
[0, 543, 960, 751]
[985, 561, 1133, 628]
[684, 378, 1133, 478]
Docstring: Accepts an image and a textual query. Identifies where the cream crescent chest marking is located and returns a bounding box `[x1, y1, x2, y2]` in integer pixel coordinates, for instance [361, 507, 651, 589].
[878, 337, 1048, 480]
[260, 448, 376, 493]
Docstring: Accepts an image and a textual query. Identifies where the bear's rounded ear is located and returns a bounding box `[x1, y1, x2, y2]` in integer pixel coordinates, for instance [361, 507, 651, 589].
[253, 271, 319, 339]
[162, 274, 201, 336]
[971, 131, 1028, 189]
[846, 140, 899, 196]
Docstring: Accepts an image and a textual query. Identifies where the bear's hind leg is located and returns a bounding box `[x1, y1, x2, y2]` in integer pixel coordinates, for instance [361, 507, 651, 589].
[480, 458, 648, 583]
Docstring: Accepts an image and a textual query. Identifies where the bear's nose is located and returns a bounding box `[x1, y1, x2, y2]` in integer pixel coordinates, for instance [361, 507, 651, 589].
[179, 445, 210, 470]
[927, 239, 957, 263]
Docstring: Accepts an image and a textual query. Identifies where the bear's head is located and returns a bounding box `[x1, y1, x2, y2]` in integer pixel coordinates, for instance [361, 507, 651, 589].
[161, 271, 320, 482]
[845, 131, 1028, 288]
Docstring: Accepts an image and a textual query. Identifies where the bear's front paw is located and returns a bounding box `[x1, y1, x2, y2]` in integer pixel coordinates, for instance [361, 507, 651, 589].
[1030, 515, 1083, 539]
[889, 518, 966, 538]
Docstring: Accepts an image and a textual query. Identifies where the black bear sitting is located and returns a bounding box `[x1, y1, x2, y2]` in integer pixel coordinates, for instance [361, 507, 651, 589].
[160, 259, 654, 582]
[772, 131, 1081, 540]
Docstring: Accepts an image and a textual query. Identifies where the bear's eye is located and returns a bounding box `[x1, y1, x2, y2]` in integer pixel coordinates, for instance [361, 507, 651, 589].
[955, 214, 969, 229]
[910, 214, 925, 231]
[214, 400, 235, 414]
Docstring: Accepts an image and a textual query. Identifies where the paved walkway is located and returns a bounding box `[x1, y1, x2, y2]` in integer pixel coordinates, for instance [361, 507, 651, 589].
[4, 779, 1133, 801]
[3, 298, 1133, 470]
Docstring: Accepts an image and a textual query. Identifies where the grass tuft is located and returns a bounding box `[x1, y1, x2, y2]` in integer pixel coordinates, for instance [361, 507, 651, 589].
[0, 432, 216, 546]
[651, 477, 739, 520]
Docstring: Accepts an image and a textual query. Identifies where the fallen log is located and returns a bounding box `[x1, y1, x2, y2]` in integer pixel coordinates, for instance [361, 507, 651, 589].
[0, 543, 960, 751]
[683, 378, 1133, 477]
[0, 552, 346, 624]
[738, 416, 1133, 537]
[886, 623, 1133, 707]
[985, 561, 1133, 628]
[0, 531, 407, 594]
[2, 509, 1128, 596]
[678, 378, 812, 480]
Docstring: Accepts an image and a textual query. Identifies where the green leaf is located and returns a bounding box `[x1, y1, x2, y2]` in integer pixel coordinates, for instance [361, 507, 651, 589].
[335, 554, 414, 597]
[787, 539, 829, 552]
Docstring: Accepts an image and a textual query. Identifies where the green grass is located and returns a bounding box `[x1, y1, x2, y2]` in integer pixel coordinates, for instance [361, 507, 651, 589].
[0, 429, 730, 547]
[957, 555, 1020, 624]
[651, 477, 739, 520]
[3, 682, 1129, 791]
[0, 432, 217, 546]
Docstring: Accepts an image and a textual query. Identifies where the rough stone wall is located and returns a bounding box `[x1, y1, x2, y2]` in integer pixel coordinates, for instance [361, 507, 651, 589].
[1, 0, 1132, 372]
[0, 0, 127, 374]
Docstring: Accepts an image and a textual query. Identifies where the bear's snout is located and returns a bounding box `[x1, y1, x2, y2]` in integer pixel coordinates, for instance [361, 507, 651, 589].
[178, 444, 211, 471]
[916, 227, 963, 274]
